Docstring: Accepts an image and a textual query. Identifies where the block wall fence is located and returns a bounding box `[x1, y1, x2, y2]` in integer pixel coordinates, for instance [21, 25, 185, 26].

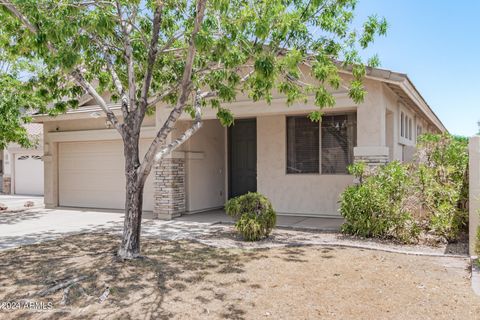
[469, 136, 480, 256]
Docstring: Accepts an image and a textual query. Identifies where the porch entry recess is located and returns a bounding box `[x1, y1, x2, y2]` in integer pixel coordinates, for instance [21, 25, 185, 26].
[228, 118, 257, 198]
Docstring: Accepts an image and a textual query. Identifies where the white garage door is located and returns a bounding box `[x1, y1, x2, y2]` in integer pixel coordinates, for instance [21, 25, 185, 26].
[58, 140, 154, 211]
[14, 153, 44, 195]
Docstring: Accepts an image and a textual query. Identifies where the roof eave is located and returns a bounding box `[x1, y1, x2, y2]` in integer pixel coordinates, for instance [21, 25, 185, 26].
[339, 68, 447, 133]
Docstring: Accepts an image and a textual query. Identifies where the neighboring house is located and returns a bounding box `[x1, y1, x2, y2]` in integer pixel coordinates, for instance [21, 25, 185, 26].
[1, 123, 44, 196]
[33, 66, 446, 219]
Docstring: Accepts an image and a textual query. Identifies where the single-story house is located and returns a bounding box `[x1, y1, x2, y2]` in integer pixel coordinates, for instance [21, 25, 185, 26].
[34, 66, 446, 219]
[1, 123, 44, 196]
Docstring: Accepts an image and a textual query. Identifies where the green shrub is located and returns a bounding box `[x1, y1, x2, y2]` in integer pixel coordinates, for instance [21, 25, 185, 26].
[340, 133, 468, 244]
[340, 161, 420, 243]
[225, 192, 276, 241]
[416, 134, 468, 241]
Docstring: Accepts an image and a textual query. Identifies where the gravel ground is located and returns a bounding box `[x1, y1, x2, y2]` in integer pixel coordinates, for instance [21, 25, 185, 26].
[0, 233, 478, 320]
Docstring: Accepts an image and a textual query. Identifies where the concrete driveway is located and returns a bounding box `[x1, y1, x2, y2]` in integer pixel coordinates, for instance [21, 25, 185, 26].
[0, 194, 44, 210]
[0, 207, 217, 251]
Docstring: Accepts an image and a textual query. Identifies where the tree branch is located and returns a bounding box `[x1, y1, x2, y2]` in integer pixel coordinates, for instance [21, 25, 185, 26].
[89, 35, 129, 118]
[155, 90, 203, 161]
[3, 1, 37, 33]
[146, 83, 180, 108]
[158, 31, 184, 54]
[2, 1, 122, 132]
[71, 69, 122, 132]
[2, 0, 57, 53]
[116, 1, 136, 111]
[137, 0, 207, 185]
[139, 4, 163, 115]
[105, 55, 129, 119]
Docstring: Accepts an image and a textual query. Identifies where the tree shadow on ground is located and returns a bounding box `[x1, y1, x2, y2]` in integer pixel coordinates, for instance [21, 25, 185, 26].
[0, 209, 48, 225]
[0, 233, 273, 320]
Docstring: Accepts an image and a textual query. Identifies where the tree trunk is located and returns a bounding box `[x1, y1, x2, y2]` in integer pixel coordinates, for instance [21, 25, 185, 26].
[117, 130, 144, 259]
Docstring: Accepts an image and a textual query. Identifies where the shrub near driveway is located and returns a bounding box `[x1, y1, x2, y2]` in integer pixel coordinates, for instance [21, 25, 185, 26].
[340, 134, 468, 244]
[225, 192, 276, 241]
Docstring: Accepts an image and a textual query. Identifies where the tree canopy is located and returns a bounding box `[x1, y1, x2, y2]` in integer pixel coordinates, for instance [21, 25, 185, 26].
[0, 0, 387, 137]
[0, 0, 387, 258]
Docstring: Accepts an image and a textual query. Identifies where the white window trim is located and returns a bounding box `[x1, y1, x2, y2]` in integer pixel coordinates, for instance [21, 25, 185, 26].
[399, 104, 415, 146]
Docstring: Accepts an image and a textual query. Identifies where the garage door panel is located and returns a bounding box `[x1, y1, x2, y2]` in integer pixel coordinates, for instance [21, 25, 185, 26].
[60, 141, 122, 153]
[59, 152, 126, 166]
[60, 157, 126, 170]
[59, 140, 154, 211]
[60, 174, 126, 190]
[60, 190, 127, 209]
[59, 163, 126, 174]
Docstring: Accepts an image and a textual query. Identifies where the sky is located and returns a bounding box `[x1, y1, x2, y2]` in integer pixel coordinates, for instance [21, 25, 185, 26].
[353, 0, 480, 136]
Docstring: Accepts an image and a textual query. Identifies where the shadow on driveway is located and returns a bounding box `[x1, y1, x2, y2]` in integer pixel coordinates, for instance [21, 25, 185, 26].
[0, 208, 221, 251]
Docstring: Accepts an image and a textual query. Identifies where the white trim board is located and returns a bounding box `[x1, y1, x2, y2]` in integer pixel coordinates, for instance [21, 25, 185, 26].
[47, 126, 157, 142]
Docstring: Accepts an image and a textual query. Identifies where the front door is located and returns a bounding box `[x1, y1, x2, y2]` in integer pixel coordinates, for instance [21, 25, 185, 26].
[228, 119, 257, 198]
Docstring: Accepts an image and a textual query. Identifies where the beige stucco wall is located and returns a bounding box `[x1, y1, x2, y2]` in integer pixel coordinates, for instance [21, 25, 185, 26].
[181, 119, 226, 213]
[257, 115, 354, 216]
[384, 84, 402, 161]
[356, 80, 386, 147]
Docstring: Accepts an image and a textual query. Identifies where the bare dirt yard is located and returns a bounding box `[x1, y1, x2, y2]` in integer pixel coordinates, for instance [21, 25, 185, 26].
[0, 233, 479, 320]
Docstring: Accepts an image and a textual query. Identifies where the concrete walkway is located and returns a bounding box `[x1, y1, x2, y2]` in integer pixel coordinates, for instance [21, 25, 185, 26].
[176, 209, 344, 231]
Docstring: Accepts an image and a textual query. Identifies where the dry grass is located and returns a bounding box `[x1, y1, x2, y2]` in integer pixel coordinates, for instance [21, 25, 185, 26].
[0, 233, 479, 319]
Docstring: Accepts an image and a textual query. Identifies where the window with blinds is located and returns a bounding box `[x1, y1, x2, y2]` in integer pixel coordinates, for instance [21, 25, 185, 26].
[286, 113, 356, 175]
[286, 116, 319, 173]
[321, 114, 357, 174]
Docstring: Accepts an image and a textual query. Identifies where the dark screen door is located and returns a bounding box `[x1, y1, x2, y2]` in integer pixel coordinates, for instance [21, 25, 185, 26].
[228, 119, 257, 198]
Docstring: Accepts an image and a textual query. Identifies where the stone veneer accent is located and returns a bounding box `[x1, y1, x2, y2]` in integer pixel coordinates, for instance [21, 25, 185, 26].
[153, 158, 185, 220]
[2, 176, 11, 194]
[352, 154, 389, 184]
[354, 154, 389, 167]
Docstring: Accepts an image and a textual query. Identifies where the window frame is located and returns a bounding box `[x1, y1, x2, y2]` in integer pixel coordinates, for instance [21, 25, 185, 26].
[408, 118, 412, 140]
[400, 112, 404, 138]
[285, 112, 357, 176]
[399, 105, 415, 146]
